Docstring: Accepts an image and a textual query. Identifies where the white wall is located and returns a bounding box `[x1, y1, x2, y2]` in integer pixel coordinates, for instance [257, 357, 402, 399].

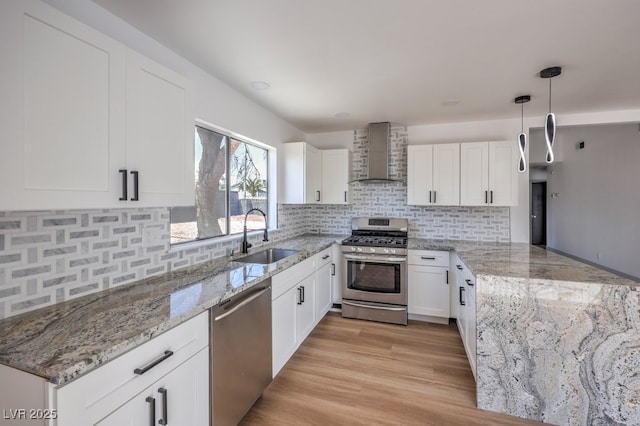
[546, 123, 640, 279]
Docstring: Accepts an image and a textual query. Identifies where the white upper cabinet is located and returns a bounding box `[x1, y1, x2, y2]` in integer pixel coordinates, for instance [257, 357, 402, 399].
[281, 142, 320, 204]
[460, 141, 518, 206]
[281, 143, 352, 205]
[407, 144, 460, 206]
[0, 0, 194, 210]
[126, 50, 195, 207]
[0, 0, 126, 210]
[321, 149, 352, 204]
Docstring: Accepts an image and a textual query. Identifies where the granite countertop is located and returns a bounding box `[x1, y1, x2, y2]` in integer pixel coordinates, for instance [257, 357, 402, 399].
[409, 238, 639, 286]
[0, 234, 344, 386]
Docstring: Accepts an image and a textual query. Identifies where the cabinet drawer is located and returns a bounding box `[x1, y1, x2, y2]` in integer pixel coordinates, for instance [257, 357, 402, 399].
[315, 247, 332, 269]
[272, 255, 316, 300]
[55, 311, 209, 426]
[408, 250, 449, 267]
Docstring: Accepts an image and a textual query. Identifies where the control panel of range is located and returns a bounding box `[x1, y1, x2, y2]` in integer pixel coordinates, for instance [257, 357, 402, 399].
[341, 246, 407, 256]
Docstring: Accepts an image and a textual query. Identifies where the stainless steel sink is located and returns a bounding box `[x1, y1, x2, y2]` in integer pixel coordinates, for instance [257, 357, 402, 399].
[236, 248, 300, 264]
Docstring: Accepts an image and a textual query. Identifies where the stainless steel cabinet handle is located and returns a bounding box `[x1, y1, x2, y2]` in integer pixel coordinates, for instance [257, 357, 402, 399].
[158, 388, 168, 425]
[342, 300, 406, 311]
[214, 288, 270, 321]
[465, 278, 474, 287]
[134, 350, 174, 375]
[146, 397, 155, 426]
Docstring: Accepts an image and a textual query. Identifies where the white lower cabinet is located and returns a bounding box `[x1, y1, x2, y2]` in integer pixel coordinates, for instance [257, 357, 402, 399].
[55, 312, 209, 425]
[0, 311, 210, 426]
[271, 246, 334, 377]
[315, 247, 333, 317]
[454, 256, 477, 380]
[96, 349, 209, 426]
[408, 250, 450, 323]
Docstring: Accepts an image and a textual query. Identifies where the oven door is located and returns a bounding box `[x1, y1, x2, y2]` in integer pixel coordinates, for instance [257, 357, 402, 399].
[342, 253, 407, 306]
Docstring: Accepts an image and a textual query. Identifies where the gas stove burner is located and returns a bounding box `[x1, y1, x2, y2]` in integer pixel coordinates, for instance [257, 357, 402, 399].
[342, 217, 409, 249]
[342, 235, 407, 248]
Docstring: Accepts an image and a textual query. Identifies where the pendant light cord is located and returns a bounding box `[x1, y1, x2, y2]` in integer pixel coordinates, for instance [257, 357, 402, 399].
[548, 79, 552, 113]
[521, 102, 524, 132]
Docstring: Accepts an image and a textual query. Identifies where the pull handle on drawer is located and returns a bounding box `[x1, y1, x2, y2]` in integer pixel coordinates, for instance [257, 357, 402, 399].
[322, 254, 330, 260]
[420, 256, 437, 260]
[130, 170, 139, 201]
[465, 279, 474, 287]
[134, 350, 174, 375]
[456, 265, 463, 270]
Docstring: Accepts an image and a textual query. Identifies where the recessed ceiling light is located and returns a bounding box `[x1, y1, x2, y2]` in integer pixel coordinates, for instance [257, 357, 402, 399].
[441, 99, 460, 106]
[334, 112, 350, 118]
[250, 81, 270, 90]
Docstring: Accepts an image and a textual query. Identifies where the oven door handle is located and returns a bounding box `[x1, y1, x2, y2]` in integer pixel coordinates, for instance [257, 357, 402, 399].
[343, 254, 407, 263]
[342, 300, 407, 312]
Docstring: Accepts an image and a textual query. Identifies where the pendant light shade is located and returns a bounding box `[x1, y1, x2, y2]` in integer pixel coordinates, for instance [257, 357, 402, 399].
[540, 66, 562, 164]
[515, 95, 531, 173]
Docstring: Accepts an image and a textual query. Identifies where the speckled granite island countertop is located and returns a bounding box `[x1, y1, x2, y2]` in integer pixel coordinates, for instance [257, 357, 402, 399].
[411, 238, 640, 425]
[0, 234, 343, 386]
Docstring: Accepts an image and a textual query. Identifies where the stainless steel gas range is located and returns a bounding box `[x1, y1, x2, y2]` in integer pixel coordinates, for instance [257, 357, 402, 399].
[341, 217, 408, 325]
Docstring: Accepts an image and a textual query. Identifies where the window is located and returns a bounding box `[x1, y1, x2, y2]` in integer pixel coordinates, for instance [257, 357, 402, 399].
[170, 125, 270, 245]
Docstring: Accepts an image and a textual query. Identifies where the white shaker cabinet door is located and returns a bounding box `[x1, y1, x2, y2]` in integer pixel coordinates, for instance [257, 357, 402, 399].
[320, 149, 351, 204]
[432, 144, 460, 206]
[407, 145, 433, 205]
[126, 50, 195, 208]
[272, 287, 298, 377]
[460, 142, 490, 206]
[488, 141, 519, 206]
[408, 265, 450, 318]
[0, 0, 127, 210]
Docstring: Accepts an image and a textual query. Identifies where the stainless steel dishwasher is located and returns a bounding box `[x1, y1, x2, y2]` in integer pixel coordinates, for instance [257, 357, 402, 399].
[211, 279, 272, 425]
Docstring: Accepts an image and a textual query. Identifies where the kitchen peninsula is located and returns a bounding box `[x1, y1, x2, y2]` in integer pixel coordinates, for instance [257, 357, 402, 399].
[412, 240, 640, 425]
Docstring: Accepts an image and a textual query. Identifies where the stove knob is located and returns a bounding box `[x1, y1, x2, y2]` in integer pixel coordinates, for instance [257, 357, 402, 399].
[383, 248, 390, 254]
[390, 249, 396, 255]
[350, 246, 356, 252]
[356, 247, 363, 253]
[369, 247, 376, 253]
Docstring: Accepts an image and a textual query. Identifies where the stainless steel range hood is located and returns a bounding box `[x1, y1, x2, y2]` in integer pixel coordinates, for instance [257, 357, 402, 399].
[354, 122, 400, 183]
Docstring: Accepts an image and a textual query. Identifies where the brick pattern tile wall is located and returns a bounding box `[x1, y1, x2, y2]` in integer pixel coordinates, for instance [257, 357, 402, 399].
[0, 204, 308, 319]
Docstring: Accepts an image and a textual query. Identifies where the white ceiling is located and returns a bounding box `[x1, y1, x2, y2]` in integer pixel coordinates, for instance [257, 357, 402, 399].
[93, 0, 640, 133]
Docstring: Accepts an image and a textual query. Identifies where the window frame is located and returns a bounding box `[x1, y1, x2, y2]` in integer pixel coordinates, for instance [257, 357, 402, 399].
[170, 119, 276, 248]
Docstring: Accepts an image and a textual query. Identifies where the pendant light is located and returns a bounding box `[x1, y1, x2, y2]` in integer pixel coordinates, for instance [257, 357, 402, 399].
[514, 95, 531, 173]
[540, 66, 562, 163]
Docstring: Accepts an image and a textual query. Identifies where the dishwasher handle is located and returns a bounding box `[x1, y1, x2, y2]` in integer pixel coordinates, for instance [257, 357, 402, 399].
[214, 287, 270, 322]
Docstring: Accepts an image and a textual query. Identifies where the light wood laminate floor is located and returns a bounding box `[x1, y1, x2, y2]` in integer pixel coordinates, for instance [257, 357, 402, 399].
[241, 313, 543, 426]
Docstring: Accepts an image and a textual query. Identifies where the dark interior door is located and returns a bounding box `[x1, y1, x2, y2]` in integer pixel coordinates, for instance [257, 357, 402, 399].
[531, 182, 546, 246]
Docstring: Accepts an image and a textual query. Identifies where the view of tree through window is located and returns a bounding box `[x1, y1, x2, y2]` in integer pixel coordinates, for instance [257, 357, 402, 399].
[170, 125, 269, 244]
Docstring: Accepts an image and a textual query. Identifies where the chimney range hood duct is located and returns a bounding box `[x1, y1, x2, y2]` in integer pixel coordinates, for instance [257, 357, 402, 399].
[354, 122, 400, 183]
